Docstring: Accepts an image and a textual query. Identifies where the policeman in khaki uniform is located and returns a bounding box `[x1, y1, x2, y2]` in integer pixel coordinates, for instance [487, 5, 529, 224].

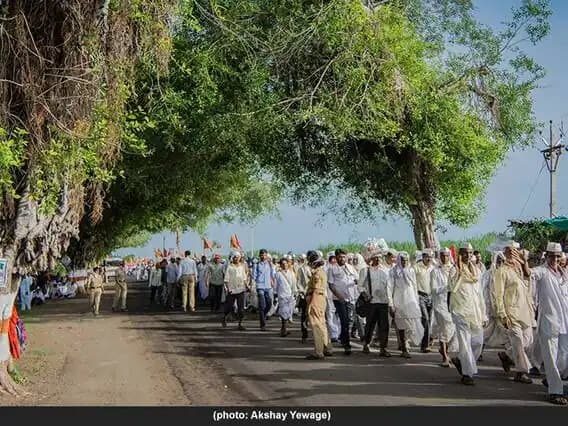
[87, 267, 105, 316]
[305, 251, 333, 360]
[112, 261, 128, 312]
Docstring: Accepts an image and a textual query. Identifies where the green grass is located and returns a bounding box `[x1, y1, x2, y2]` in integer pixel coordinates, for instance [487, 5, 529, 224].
[317, 232, 500, 263]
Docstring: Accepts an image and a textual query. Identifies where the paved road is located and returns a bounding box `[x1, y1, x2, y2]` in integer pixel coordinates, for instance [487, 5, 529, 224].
[123, 282, 553, 406]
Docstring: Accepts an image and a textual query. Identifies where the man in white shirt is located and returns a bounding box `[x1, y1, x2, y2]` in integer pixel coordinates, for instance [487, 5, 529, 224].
[358, 250, 393, 357]
[328, 248, 358, 355]
[532, 242, 568, 405]
[414, 249, 435, 353]
[222, 252, 248, 330]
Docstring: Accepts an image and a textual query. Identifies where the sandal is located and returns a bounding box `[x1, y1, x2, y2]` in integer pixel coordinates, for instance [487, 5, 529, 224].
[514, 373, 533, 384]
[548, 394, 568, 406]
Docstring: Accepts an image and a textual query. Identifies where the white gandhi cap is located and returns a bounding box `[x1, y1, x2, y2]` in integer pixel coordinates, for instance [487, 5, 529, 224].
[546, 242, 563, 253]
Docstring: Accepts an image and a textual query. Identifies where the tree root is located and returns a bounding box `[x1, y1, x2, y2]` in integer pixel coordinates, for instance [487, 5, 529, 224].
[0, 363, 28, 397]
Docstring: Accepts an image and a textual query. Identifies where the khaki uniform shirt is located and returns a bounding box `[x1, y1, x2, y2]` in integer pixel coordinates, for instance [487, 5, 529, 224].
[115, 268, 127, 285]
[307, 266, 327, 296]
[88, 273, 104, 290]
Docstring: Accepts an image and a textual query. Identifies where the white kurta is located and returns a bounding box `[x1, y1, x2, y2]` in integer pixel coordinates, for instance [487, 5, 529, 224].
[275, 270, 297, 320]
[532, 265, 568, 395]
[390, 266, 424, 346]
[481, 269, 507, 348]
[430, 265, 456, 347]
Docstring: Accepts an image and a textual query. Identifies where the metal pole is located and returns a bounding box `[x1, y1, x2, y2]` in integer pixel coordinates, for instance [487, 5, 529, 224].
[541, 120, 564, 219]
[550, 164, 556, 218]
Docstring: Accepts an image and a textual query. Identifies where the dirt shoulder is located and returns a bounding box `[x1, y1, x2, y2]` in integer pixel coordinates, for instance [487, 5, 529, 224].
[1, 284, 242, 406]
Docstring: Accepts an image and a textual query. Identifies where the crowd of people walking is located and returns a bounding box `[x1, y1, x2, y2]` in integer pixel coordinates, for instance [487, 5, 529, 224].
[90, 239, 568, 406]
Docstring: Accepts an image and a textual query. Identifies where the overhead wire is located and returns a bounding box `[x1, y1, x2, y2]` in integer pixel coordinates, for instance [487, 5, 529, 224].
[519, 159, 547, 218]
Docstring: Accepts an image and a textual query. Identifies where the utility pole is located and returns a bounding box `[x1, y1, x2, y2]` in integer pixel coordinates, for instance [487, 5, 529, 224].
[540, 120, 565, 218]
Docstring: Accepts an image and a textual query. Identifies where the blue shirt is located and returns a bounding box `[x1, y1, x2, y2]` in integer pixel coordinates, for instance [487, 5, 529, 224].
[253, 260, 275, 290]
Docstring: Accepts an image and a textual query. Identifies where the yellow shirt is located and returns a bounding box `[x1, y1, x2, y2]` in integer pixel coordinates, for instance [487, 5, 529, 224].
[449, 264, 486, 330]
[492, 264, 533, 328]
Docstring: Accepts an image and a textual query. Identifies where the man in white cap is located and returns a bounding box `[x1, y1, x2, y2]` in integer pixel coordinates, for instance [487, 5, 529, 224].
[358, 249, 393, 357]
[414, 248, 435, 353]
[492, 241, 534, 384]
[531, 242, 568, 405]
[431, 247, 456, 367]
[390, 251, 424, 358]
[449, 243, 486, 385]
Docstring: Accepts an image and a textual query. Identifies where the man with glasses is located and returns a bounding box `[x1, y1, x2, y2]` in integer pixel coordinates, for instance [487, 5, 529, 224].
[532, 242, 568, 405]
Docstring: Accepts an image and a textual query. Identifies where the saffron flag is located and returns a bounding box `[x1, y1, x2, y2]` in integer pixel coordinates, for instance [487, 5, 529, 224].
[230, 234, 242, 250]
[449, 245, 457, 264]
[203, 238, 213, 250]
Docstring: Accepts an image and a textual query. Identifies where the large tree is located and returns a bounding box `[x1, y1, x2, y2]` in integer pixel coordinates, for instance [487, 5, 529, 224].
[69, 11, 281, 264]
[185, 0, 550, 249]
[0, 0, 174, 396]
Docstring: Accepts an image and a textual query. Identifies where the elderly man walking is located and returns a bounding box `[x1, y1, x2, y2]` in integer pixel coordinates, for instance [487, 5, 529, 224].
[532, 242, 568, 405]
[492, 241, 534, 384]
[431, 248, 456, 367]
[449, 243, 487, 386]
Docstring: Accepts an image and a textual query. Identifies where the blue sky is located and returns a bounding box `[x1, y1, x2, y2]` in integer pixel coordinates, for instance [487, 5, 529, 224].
[117, 0, 568, 257]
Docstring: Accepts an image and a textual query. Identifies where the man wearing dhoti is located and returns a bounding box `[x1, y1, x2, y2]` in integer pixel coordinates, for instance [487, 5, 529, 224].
[390, 252, 424, 358]
[275, 257, 297, 337]
[492, 241, 534, 384]
[449, 243, 486, 385]
[531, 242, 568, 405]
[430, 248, 456, 367]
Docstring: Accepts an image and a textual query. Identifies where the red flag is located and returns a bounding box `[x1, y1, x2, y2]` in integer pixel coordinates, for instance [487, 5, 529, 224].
[230, 234, 242, 250]
[449, 245, 457, 264]
[203, 238, 213, 250]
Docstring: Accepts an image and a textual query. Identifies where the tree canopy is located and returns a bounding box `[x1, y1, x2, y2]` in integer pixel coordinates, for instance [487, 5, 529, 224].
[174, 0, 550, 249]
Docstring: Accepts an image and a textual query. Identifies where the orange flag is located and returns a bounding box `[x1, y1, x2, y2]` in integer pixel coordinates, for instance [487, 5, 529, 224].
[203, 238, 213, 250]
[230, 234, 242, 250]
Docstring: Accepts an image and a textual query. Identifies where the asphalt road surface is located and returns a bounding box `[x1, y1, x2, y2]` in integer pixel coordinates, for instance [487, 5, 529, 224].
[6, 281, 557, 406]
[126, 282, 553, 406]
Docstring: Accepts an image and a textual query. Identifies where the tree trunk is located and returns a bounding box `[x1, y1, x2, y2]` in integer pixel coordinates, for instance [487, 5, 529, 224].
[409, 200, 439, 250]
